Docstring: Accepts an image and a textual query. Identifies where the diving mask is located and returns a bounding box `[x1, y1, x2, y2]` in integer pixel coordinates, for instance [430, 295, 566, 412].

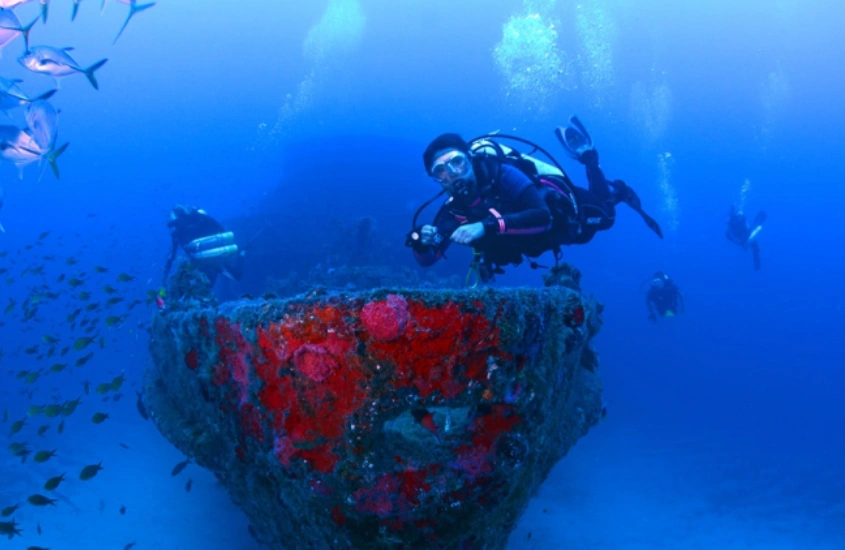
[430, 150, 471, 184]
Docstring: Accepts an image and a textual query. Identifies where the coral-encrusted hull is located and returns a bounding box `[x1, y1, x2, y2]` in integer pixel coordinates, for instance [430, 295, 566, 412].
[146, 287, 603, 549]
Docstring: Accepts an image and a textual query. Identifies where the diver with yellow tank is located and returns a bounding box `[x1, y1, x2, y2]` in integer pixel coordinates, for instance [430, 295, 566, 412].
[163, 204, 244, 286]
[406, 116, 663, 284]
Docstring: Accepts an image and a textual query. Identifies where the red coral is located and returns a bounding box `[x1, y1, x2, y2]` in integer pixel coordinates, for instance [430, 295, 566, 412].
[184, 349, 199, 369]
[293, 344, 338, 382]
[361, 294, 409, 342]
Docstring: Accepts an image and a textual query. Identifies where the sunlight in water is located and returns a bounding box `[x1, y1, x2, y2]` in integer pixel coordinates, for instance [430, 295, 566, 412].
[493, 0, 573, 117]
[258, 0, 366, 147]
[630, 74, 673, 146]
[575, 0, 617, 109]
[657, 151, 679, 233]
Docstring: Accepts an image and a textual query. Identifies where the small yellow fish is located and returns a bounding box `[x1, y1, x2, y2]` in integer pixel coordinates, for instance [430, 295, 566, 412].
[49, 363, 67, 373]
[95, 383, 111, 395]
[91, 412, 109, 424]
[27, 494, 57, 506]
[110, 374, 125, 392]
[43, 473, 66, 491]
[9, 419, 26, 435]
[0, 503, 20, 517]
[73, 337, 95, 351]
[43, 404, 62, 418]
[79, 462, 103, 481]
[33, 449, 57, 463]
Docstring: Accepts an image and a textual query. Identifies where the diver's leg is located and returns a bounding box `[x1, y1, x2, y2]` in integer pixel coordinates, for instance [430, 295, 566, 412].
[751, 241, 761, 270]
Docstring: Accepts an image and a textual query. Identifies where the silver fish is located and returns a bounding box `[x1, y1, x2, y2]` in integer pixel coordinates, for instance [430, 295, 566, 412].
[0, 9, 36, 56]
[103, 0, 155, 44]
[25, 98, 58, 151]
[0, 183, 5, 233]
[0, 77, 55, 115]
[0, 124, 67, 179]
[0, 0, 47, 24]
[18, 46, 108, 90]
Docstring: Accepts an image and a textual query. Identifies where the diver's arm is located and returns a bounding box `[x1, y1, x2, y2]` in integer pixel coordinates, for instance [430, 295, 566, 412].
[482, 184, 551, 237]
[677, 291, 685, 313]
[411, 207, 459, 267]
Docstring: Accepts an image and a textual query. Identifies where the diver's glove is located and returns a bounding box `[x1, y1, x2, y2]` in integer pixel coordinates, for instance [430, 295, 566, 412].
[577, 148, 599, 168]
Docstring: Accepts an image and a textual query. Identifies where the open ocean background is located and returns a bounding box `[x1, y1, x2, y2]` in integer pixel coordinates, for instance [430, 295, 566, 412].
[1, 0, 843, 547]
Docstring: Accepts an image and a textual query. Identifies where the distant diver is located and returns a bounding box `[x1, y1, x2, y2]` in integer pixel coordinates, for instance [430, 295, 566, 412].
[645, 271, 684, 323]
[726, 205, 766, 270]
[406, 116, 663, 284]
[163, 204, 244, 286]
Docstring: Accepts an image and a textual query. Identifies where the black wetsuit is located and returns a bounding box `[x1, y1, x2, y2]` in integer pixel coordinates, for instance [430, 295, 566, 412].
[163, 209, 243, 284]
[646, 281, 684, 322]
[412, 154, 640, 274]
[726, 209, 765, 270]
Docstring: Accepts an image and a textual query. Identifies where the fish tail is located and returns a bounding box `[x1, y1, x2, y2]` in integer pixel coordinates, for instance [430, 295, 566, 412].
[72, 2, 80, 22]
[46, 142, 69, 180]
[113, 1, 155, 44]
[83, 59, 108, 90]
[35, 89, 57, 101]
[19, 17, 39, 54]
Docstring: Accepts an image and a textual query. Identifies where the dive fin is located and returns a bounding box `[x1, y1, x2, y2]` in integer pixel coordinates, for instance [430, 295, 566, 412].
[612, 180, 663, 239]
[113, 1, 156, 44]
[751, 210, 767, 228]
[555, 115, 594, 161]
[83, 59, 108, 90]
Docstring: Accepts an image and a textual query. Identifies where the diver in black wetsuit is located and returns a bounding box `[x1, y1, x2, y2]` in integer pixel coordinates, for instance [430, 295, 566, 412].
[163, 204, 244, 285]
[726, 206, 766, 270]
[406, 116, 663, 283]
[645, 271, 684, 323]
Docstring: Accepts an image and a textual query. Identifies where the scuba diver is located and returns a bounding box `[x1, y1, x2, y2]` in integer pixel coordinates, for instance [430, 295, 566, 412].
[726, 206, 766, 270]
[163, 204, 244, 286]
[645, 271, 684, 323]
[406, 116, 663, 284]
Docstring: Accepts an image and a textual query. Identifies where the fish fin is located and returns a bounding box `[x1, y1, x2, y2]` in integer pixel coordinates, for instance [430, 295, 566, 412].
[61, 47, 75, 52]
[72, 2, 80, 22]
[113, 2, 155, 44]
[47, 142, 69, 180]
[101, 0, 109, 14]
[83, 59, 108, 90]
[41, 2, 49, 24]
[35, 89, 57, 101]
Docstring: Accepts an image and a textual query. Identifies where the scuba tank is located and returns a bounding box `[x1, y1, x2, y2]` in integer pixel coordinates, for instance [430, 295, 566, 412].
[192, 244, 239, 262]
[185, 231, 235, 254]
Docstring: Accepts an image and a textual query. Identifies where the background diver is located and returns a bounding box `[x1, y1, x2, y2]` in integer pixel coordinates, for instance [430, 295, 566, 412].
[726, 205, 766, 270]
[645, 271, 684, 323]
[163, 204, 245, 286]
[406, 116, 663, 283]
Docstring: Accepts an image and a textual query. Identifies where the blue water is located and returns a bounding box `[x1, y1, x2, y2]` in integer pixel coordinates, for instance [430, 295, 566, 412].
[1, 0, 843, 548]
